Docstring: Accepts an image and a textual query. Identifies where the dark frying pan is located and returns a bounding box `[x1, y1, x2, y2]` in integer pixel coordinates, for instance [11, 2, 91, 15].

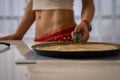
[31, 42, 120, 59]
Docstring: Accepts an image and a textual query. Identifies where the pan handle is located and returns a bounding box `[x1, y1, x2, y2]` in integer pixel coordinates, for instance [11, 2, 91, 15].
[0, 42, 10, 47]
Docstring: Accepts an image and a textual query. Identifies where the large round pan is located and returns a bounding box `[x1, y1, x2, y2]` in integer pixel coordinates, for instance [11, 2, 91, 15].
[31, 42, 120, 59]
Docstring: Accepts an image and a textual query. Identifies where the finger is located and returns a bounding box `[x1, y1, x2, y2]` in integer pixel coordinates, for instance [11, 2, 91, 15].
[71, 31, 75, 40]
[72, 26, 83, 40]
[80, 30, 89, 42]
[73, 26, 82, 32]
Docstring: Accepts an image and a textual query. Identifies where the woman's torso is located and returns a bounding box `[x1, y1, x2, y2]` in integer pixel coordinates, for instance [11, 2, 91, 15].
[33, 0, 76, 39]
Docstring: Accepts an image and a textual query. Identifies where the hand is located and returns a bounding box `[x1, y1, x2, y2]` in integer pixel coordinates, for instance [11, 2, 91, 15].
[71, 22, 90, 42]
[0, 34, 22, 40]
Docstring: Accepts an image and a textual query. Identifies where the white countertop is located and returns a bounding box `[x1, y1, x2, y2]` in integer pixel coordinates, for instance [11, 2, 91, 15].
[0, 40, 120, 80]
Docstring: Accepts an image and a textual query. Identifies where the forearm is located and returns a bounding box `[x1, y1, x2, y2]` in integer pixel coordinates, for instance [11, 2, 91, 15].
[14, 0, 35, 39]
[81, 0, 95, 23]
[72, 0, 95, 41]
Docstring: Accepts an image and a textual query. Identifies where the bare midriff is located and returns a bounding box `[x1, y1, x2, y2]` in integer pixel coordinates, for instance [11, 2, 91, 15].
[35, 9, 76, 39]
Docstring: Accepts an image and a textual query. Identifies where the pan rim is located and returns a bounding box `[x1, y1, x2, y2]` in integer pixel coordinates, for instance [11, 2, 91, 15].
[32, 42, 119, 52]
[31, 42, 120, 58]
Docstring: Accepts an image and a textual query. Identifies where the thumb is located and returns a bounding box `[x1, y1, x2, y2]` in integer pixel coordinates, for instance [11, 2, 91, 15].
[71, 31, 76, 40]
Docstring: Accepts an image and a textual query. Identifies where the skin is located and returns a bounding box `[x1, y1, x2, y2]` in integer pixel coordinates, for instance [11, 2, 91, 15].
[0, 0, 95, 42]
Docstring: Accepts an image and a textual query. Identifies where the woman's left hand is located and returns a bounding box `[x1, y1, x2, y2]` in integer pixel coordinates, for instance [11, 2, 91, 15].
[71, 22, 90, 42]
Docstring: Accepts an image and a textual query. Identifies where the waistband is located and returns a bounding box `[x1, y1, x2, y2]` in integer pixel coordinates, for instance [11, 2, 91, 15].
[35, 27, 75, 42]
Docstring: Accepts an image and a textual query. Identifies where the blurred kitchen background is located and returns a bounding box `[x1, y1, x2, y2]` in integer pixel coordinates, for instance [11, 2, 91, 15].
[0, 0, 120, 43]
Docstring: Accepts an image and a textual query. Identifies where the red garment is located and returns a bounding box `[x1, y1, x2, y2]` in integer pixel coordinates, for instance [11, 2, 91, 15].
[35, 27, 75, 42]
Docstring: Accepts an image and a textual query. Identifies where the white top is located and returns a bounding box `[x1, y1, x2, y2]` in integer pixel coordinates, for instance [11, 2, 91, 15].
[33, 0, 74, 10]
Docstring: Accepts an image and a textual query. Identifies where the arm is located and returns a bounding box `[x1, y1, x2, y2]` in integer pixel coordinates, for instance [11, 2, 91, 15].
[81, 0, 95, 23]
[72, 0, 95, 42]
[0, 0, 35, 40]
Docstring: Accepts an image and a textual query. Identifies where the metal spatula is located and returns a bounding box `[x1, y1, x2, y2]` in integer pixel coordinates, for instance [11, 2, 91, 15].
[74, 32, 81, 42]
